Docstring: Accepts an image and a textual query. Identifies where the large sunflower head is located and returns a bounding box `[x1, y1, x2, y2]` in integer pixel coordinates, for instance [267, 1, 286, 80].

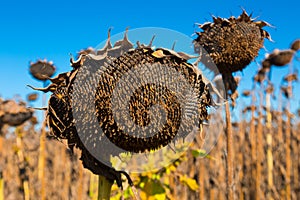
[31, 29, 212, 185]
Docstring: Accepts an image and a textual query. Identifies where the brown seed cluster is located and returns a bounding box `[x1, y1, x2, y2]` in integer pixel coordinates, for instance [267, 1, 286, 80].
[32, 30, 212, 183]
[193, 10, 271, 100]
[194, 10, 271, 74]
[92, 47, 211, 153]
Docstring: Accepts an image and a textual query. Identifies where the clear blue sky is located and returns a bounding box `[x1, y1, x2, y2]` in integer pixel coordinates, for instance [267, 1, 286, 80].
[1, 0, 299, 116]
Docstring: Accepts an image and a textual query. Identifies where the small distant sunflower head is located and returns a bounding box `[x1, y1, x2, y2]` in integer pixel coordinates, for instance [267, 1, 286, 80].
[0, 100, 33, 127]
[29, 59, 56, 81]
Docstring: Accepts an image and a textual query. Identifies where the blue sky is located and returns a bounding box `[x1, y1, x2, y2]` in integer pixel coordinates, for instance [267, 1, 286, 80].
[1, 0, 299, 117]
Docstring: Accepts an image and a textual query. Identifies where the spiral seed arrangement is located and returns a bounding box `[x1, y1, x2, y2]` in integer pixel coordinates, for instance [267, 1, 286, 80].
[32, 30, 212, 186]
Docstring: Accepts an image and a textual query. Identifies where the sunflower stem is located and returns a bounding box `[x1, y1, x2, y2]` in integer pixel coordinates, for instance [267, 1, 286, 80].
[266, 91, 274, 200]
[0, 136, 3, 200]
[0, 171, 3, 200]
[38, 119, 46, 200]
[285, 80, 292, 200]
[97, 175, 113, 200]
[225, 102, 234, 200]
[255, 87, 264, 199]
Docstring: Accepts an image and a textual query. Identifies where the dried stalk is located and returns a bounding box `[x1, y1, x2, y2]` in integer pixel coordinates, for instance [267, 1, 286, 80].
[238, 114, 245, 200]
[218, 133, 225, 200]
[292, 124, 300, 197]
[77, 159, 84, 199]
[62, 149, 70, 200]
[296, 123, 300, 198]
[209, 188, 215, 200]
[277, 92, 283, 143]
[285, 109, 291, 199]
[266, 92, 274, 200]
[15, 127, 30, 200]
[198, 161, 204, 200]
[38, 93, 47, 200]
[0, 136, 3, 200]
[292, 128, 299, 199]
[0, 170, 3, 200]
[285, 64, 293, 200]
[38, 120, 46, 200]
[249, 89, 257, 197]
[225, 102, 234, 200]
[256, 89, 264, 200]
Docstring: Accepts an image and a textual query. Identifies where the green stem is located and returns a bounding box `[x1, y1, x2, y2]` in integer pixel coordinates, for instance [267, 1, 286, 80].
[97, 175, 113, 200]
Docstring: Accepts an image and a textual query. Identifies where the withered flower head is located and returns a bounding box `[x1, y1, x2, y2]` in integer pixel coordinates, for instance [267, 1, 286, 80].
[242, 90, 251, 97]
[253, 68, 266, 84]
[29, 59, 56, 81]
[27, 93, 39, 102]
[262, 58, 271, 72]
[242, 106, 256, 114]
[283, 73, 298, 82]
[281, 85, 292, 99]
[231, 122, 239, 128]
[0, 99, 33, 128]
[264, 49, 295, 67]
[194, 10, 271, 74]
[32, 29, 212, 185]
[291, 39, 300, 51]
[265, 84, 274, 94]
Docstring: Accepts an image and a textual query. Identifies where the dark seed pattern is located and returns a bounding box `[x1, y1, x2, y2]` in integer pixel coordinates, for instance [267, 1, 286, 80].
[33, 31, 212, 185]
[193, 11, 270, 95]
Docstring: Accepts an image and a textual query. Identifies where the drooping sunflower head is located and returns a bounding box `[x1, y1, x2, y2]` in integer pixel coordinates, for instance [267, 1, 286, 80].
[194, 10, 271, 74]
[31, 29, 212, 183]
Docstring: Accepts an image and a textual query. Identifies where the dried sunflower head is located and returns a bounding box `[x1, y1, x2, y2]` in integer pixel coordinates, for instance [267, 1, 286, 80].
[242, 90, 251, 97]
[194, 10, 271, 74]
[27, 93, 39, 101]
[242, 105, 256, 114]
[32, 29, 212, 185]
[29, 59, 56, 81]
[253, 68, 267, 84]
[265, 84, 274, 94]
[283, 73, 298, 82]
[193, 10, 271, 98]
[0, 99, 33, 128]
[291, 39, 300, 51]
[281, 85, 292, 99]
[264, 49, 295, 67]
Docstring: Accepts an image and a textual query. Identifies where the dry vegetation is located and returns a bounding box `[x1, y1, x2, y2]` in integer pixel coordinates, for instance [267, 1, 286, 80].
[0, 88, 299, 199]
[1, 12, 300, 200]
